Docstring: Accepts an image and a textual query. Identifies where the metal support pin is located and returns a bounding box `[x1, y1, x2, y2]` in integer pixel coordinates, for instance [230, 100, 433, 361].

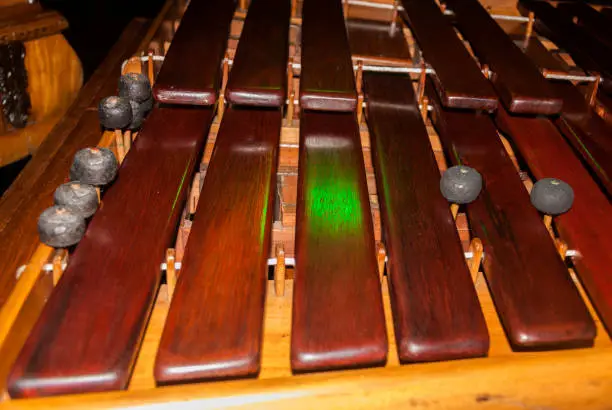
[525, 11, 535, 43]
[390, 0, 398, 35]
[123, 55, 599, 85]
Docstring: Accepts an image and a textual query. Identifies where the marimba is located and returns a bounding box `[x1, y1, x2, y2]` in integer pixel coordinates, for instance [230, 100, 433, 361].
[1, 0, 612, 407]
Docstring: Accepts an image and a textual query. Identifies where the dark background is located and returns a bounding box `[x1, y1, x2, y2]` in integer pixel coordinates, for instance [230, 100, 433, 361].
[0, 0, 166, 195]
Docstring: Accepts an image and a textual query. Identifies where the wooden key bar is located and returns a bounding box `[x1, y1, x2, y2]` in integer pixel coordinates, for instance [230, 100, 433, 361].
[517, 35, 612, 198]
[291, 112, 387, 372]
[299, 0, 357, 112]
[153, 0, 235, 105]
[427, 81, 596, 350]
[399, 0, 497, 110]
[557, 2, 612, 49]
[495, 105, 612, 338]
[225, 0, 290, 107]
[363, 73, 489, 362]
[8, 107, 215, 398]
[346, 19, 412, 65]
[552, 82, 612, 198]
[515, 35, 570, 76]
[518, 0, 612, 92]
[155, 108, 281, 384]
[444, 0, 561, 114]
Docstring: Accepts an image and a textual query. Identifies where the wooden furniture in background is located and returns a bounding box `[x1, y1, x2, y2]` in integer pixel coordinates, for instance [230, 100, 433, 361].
[0, 1, 82, 166]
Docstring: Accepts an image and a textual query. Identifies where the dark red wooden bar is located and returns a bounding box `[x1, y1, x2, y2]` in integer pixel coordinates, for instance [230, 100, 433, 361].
[444, 0, 561, 114]
[299, 0, 357, 111]
[346, 19, 412, 64]
[517, 35, 612, 198]
[153, 0, 236, 105]
[518, 0, 612, 92]
[552, 82, 612, 198]
[427, 80, 596, 350]
[8, 107, 215, 398]
[225, 0, 290, 107]
[291, 111, 387, 372]
[399, 0, 497, 110]
[557, 2, 612, 49]
[155, 108, 281, 384]
[495, 105, 612, 337]
[363, 73, 489, 363]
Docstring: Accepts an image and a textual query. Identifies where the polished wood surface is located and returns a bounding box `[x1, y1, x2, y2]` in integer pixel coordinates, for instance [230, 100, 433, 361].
[517, 35, 612, 198]
[225, 0, 289, 107]
[155, 108, 281, 384]
[299, 0, 357, 112]
[399, 0, 497, 110]
[363, 72, 489, 362]
[495, 105, 612, 338]
[516, 34, 570, 75]
[346, 19, 411, 64]
[427, 80, 596, 350]
[153, 0, 235, 105]
[519, 0, 612, 91]
[553, 82, 612, 198]
[292, 112, 387, 372]
[444, 0, 560, 114]
[0, 19, 149, 309]
[0, 3, 67, 44]
[7, 106, 215, 398]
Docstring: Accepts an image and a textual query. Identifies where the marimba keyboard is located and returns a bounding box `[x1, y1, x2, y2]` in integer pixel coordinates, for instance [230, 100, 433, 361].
[1, 0, 612, 407]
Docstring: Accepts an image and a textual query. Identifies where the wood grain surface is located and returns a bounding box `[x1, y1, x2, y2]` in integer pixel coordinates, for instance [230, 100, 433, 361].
[399, 0, 497, 110]
[0, 19, 149, 310]
[495, 104, 612, 338]
[291, 111, 387, 372]
[225, 0, 290, 107]
[552, 82, 612, 198]
[346, 19, 411, 64]
[153, 0, 235, 105]
[299, 0, 357, 112]
[363, 72, 489, 362]
[518, 0, 612, 92]
[155, 108, 281, 384]
[444, 0, 561, 114]
[517, 35, 612, 198]
[0, 3, 67, 44]
[427, 79, 596, 350]
[515, 35, 570, 75]
[7, 106, 215, 398]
